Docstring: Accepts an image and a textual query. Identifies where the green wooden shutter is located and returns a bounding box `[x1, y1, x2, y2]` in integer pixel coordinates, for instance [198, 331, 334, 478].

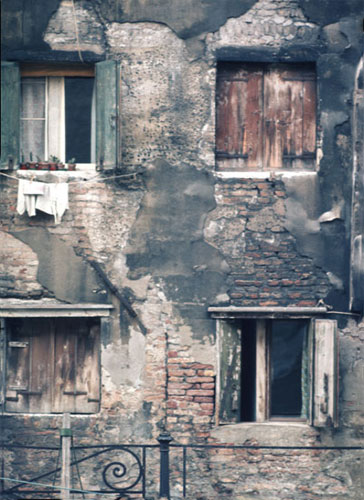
[1, 62, 20, 169]
[218, 320, 241, 424]
[313, 319, 339, 427]
[95, 60, 121, 171]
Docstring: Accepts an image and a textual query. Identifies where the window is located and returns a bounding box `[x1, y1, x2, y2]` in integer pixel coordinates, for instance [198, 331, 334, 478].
[216, 63, 316, 171]
[4, 317, 100, 413]
[215, 315, 338, 427]
[20, 68, 95, 164]
[1, 61, 121, 171]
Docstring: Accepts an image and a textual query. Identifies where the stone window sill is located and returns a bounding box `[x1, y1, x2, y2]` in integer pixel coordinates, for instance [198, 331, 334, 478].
[211, 421, 319, 446]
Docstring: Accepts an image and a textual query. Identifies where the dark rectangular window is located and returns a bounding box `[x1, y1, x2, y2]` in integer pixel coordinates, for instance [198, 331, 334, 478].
[65, 77, 94, 163]
[20, 72, 94, 164]
[218, 317, 338, 427]
[269, 320, 308, 418]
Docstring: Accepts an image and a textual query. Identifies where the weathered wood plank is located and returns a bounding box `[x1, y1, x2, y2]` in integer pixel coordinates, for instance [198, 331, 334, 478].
[1, 62, 20, 169]
[96, 60, 121, 170]
[218, 320, 241, 423]
[313, 319, 338, 427]
[255, 319, 267, 422]
[20, 63, 94, 77]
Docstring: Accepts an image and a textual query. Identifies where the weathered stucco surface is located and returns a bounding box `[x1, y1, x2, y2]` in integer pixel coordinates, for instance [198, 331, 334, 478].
[1, 0, 363, 498]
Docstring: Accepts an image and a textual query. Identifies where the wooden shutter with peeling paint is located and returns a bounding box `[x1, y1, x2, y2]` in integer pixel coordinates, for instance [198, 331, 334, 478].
[1, 61, 20, 169]
[6, 318, 53, 413]
[5, 318, 100, 414]
[53, 318, 100, 414]
[313, 319, 339, 427]
[216, 63, 316, 171]
[95, 60, 122, 171]
[218, 320, 241, 424]
[264, 65, 316, 169]
[216, 64, 263, 170]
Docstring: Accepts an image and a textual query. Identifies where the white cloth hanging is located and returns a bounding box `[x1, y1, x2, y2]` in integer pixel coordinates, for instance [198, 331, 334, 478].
[17, 179, 45, 217]
[35, 183, 69, 224]
[17, 179, 69, 224]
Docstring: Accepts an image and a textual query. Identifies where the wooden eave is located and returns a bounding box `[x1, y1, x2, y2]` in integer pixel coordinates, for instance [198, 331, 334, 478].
[0, 300, 113, 318]
[208, 306, 328, 319]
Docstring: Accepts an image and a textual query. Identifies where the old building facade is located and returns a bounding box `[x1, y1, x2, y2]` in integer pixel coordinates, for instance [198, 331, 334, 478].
[1, 0, 363, 498]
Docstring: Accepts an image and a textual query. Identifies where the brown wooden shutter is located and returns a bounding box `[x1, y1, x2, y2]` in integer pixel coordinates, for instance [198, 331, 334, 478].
[216, 64, 263, 170]
[263, 65, 316, 169]
[6, 319, 53, 413]
[216, 63, 316, 171]
[53, 319, 100, 413]
[218, 320, 241, 423]
[313, 319, 339, 427]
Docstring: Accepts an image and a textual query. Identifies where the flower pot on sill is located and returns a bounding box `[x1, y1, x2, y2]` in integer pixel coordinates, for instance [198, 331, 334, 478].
[37, 162, 49, 171]
[56, 162, 64, 171]
[20, 163, 29, 170]
[67, 164, 76, 171]
[48, 162, 58, 171]
[29, 162, 38, 169]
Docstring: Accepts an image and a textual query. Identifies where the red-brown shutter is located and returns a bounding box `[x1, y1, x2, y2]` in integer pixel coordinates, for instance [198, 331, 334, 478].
[216, 63, 316, 171]
[6, 319, 53, 413]
[263, 65, 316, 169]
[53, 318, 100, 413]
[216, 64, 263, 170]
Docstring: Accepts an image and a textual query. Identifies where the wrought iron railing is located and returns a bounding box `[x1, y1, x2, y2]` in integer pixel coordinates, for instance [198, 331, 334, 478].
[1, 432, 363, 499]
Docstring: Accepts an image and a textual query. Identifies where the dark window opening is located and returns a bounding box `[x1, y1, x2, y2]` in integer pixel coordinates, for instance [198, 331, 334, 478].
[269, 320, 308, 418]
[240, 319, 256, 422]
[65, 77, 94, 163]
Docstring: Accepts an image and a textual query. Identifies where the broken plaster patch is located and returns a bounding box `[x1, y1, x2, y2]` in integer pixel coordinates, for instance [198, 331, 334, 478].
[44, 0, 106, 54]
[106, 21, 185, 53]
[174, 324, 216, 368]
[207, 0, 319, 51]
[102, 328, 145, 390]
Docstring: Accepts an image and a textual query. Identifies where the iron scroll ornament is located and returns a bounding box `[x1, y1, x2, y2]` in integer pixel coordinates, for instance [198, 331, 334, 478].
[101, 449, 143, 492]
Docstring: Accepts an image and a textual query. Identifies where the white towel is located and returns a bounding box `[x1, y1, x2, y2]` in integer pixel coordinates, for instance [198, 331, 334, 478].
[17, 179, 45, 217]
[35, 183, 69, 224]
[17, 179, 69, 223]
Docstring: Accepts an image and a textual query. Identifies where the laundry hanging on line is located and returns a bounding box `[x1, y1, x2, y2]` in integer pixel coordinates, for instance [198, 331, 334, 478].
[17, 179, 69, 224]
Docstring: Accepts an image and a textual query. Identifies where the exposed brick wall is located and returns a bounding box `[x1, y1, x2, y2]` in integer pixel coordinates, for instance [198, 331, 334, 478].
[206, 177, 331, 307]
[167, 354, 215, 437]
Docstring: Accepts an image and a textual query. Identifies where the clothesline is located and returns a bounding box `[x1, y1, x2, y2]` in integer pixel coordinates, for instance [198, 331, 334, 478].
[0, 170, 139, 185]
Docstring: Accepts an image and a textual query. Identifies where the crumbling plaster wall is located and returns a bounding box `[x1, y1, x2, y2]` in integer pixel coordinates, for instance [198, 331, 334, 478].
[1, 0, 363, 497]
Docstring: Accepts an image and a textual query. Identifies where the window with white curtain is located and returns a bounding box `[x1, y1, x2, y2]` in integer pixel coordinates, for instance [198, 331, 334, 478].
[20, 75, 95, 164]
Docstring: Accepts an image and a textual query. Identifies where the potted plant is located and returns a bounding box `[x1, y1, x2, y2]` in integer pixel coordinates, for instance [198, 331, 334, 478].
[19, 152, 28, 170]
[48, 155, 59, 171]
[67, 158, 76, 171]
[36, 156, 49, 170]
[28, 152, 38, 170]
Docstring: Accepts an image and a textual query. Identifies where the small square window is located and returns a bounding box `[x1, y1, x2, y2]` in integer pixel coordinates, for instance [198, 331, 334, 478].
[1, 60, 121, 171]
[216, 63, 316, 171]
[216, 316, 338, 427]
[4, 317, 100, 414]
[20, 69, 95, 165]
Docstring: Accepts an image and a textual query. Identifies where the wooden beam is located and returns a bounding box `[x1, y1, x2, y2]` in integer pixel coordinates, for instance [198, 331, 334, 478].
[255, 320, 267, 422]
[20, 63, 94, 77]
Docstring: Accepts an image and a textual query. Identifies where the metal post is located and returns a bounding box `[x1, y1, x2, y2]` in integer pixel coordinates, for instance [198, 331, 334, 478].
[60, 413, 72, 500]
[158, 431, 172, 499]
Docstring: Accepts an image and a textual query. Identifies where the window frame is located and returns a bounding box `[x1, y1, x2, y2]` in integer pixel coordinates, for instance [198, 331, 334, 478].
[211, 307, 338, 428]
[1, 60, 122, 171]
[215, 62, 317, 172]
[20, 70, 96, 166]
[0, 302, 112, 414]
